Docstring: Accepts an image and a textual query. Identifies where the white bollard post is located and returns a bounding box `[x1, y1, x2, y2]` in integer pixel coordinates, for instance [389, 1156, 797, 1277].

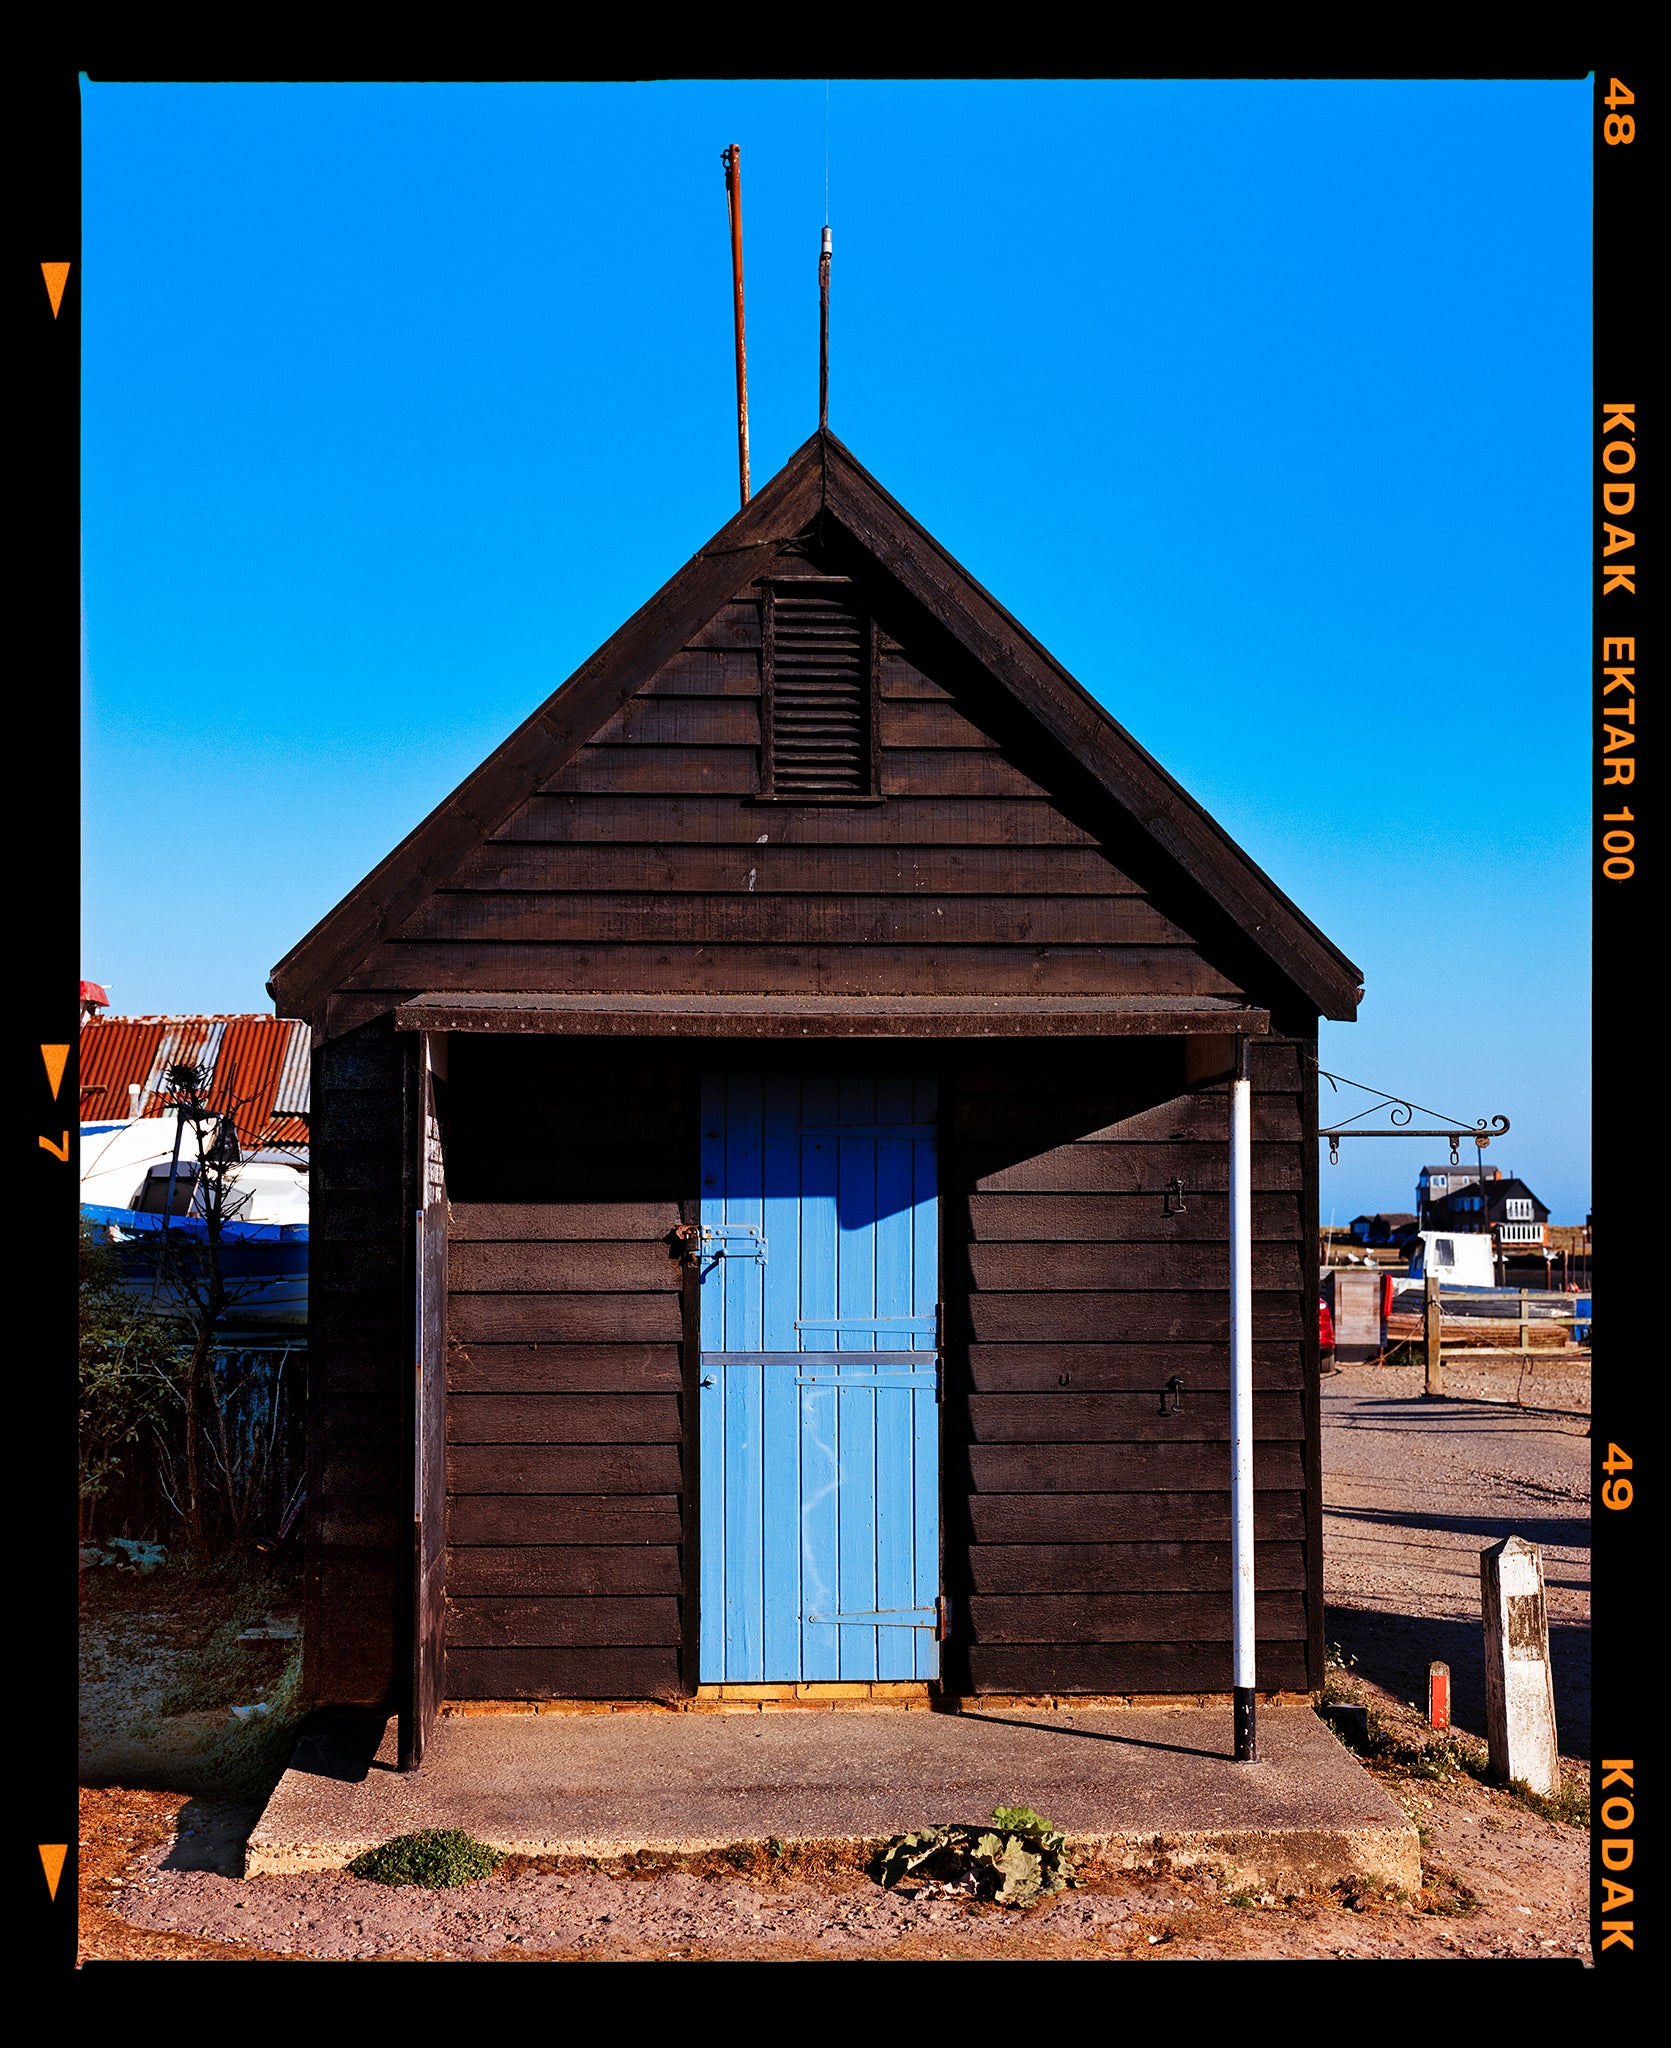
[1480, 1534, 1560, 1796]
[1229, 1037, 1256, 1761]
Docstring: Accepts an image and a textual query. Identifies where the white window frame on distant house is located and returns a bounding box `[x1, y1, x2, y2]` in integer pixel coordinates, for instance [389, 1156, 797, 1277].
[1505, 1198, 1533, 1220]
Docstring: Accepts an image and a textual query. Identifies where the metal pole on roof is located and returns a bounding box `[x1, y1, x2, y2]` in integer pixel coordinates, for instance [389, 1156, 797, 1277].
[722, 145, 751, 507]
[819, 224, 831, 431]
[1229, 1037, 1257, 1761]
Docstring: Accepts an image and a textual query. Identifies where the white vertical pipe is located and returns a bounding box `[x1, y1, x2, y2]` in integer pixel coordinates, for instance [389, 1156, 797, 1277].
[1229, 1039, 1257, 1755]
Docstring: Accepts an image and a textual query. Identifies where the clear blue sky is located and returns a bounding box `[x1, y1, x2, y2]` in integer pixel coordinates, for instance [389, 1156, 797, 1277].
[80, 78, 1592, 1222]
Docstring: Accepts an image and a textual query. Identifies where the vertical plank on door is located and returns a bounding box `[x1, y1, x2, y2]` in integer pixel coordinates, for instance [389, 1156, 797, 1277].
[797, 1077, 841, 1680]
[723, 1074, 764, 1677]
[874, 1099, 916, 1680]
[697, 1075, 727, 1681]
[912, 1074, 940, 1678]
[837, 1074, 879, 1677]
[760, 1072, 803, 1681]
[700, 1067, 939, 1684]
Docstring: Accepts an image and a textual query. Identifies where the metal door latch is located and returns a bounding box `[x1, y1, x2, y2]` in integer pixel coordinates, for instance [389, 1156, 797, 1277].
[701, 1224, 767, 1263]
[675, 1222, 768, 1264]
[1159, 1375, 1184, 1416]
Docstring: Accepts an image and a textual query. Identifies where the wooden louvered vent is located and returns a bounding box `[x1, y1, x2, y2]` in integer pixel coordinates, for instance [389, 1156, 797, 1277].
[765, 585, 873, 797]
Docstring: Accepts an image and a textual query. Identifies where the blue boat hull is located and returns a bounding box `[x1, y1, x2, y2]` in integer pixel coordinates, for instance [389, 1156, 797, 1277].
[82, 1204, 308, 1329]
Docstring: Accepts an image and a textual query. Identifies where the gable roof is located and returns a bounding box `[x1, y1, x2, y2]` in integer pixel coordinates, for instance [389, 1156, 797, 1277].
[1430, 1177, 1547, 1218]
[270, 432, 1363, 1022]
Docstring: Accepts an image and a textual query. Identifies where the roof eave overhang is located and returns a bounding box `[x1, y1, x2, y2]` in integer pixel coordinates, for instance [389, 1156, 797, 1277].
[393, 992, 1272, 1040]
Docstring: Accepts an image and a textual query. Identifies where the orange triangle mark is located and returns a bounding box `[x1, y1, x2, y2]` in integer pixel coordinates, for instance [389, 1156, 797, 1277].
[42, 1044, 70, 1100]
[39, 1844, 68, 1900]
[41, 262, 71, 318]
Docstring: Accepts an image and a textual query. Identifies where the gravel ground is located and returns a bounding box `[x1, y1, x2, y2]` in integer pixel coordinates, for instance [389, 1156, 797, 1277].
[79, 1754, 1588, 1964]
[103, 1825, 1192, 1960]
[1321, 1362, 1590, 1757]
[79, 1365, 1592, 1964]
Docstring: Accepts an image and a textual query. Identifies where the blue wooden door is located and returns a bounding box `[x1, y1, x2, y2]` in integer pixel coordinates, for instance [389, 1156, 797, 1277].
[698, 1070, 940, 1683]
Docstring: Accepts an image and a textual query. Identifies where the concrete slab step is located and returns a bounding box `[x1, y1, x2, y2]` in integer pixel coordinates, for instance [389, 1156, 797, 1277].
[247, 1704, 1418, 1895]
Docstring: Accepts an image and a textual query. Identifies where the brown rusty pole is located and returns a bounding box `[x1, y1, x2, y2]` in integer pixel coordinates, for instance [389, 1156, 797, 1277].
[723, 144, 750, 506]
[819, 224, 831, 431]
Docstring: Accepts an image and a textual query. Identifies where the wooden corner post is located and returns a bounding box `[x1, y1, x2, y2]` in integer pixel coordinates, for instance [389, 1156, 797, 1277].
[1423, 1269, 1443, 1398]
[398, 1029, 448, 1770]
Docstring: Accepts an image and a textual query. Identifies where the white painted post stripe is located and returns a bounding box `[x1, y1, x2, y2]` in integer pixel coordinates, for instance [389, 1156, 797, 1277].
[1229, 1057, 1256, 1696]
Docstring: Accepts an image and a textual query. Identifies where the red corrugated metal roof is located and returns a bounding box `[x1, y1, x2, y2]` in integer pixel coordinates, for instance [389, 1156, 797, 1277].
[78, 1014, 309, 1147]
[273, 1019, 312, 1115]
[78, 1017, 164, 1116]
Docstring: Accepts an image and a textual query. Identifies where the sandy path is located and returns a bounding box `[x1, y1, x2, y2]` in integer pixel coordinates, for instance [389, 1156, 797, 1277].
[1321, 1364, 1589, 1756]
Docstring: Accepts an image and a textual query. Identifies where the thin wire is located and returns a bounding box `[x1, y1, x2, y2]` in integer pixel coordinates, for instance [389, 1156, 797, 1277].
[824, 78, 830, 225]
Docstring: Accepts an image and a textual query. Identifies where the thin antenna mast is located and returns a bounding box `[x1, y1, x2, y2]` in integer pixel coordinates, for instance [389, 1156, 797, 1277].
[722, 144, 750, 506]
[818, 225, 831, 431]
[820, 79, 831, 433]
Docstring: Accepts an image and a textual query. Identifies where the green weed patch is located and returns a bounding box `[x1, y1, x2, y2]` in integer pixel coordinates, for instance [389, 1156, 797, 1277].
[1507, 1775, 1590, 1828]
[873, 1806, 1075, 1907]
[349, 1830, 504, 1889]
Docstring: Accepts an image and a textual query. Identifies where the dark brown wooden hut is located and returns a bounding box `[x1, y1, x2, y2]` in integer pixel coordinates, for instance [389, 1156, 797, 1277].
[270, 431, 1362, 1762]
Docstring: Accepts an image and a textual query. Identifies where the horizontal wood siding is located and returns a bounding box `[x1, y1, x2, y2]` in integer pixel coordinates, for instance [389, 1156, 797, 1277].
[443, 1046, 693, 1698]
[338, 551, 1250, 1010]
[943, 1033, 1320, 1695]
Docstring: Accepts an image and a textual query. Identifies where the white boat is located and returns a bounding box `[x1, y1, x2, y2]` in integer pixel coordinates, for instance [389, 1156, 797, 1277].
[80, 1116, 308, 1328]
[1405, 1230, 1495, 1288]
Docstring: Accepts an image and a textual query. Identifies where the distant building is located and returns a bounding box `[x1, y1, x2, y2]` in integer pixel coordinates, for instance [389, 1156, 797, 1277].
[78, 1011, 310, 1149]
[1349, 1211, 1416, 1246]
[1425, 1175, 1550, 1253]
[1416, 1161, 1501, 1225]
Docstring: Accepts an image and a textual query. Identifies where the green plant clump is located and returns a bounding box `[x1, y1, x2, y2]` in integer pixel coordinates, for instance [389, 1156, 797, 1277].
[349, 1829, 504, 1889]
[873, 1805, 1075, 1907]
[1508, 1776, 1590, 1828]
[1316, 1642, 1361, 1708]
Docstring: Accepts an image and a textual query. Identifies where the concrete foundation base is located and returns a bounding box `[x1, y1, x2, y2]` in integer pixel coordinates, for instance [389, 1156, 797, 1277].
[247, 1703, 1418, 1894]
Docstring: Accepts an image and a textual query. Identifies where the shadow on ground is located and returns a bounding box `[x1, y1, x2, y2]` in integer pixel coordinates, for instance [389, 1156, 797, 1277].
[1325, 1502, 1586, 1551]
[1325, 1605, 1590, 1760]
[159, 1797, 265, 1875]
